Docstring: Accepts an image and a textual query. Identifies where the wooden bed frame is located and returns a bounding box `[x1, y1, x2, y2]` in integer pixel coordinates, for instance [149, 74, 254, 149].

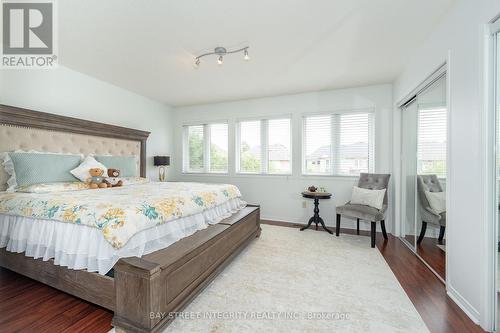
[0, 104, 261, 333]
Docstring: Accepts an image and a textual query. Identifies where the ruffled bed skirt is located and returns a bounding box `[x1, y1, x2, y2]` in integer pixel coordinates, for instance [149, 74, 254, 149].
[0, 198, 246, 275]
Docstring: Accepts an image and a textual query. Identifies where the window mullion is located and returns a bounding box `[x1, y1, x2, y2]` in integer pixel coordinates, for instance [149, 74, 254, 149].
[331, 115, 341, 175]
[204, 124, 211, 173]
[182, 126, 188, 172]
[236, 122, 241, 173]
[369, 113, 375, 172]
[261, 119, 269, 174]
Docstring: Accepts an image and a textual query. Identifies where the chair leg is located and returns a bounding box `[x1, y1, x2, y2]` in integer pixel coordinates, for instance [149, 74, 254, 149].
[438, 226, 445, 244]
[356, 218, 360, 235]
[380, 220, 388, 240]
[336, 214, 341, 237]
[371, 222, 376, 248]
[417, 221, 427, 244]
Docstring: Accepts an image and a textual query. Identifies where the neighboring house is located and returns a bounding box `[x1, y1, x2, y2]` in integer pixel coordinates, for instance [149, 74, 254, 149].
[247, 143, 291, 172]
[306, 143, 370, 175]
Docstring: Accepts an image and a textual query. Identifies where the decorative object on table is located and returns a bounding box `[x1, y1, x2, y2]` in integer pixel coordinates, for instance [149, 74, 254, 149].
[319, 187, 327, 193]
[88, 168, 108, 189]
[417, 175, 446, 245]
[154, 156, 170, 182]
[301, 191, 333, 234]
[336, 173, 391, 248]
[307, 185, 317, 192]
[103, 168, 123, 187]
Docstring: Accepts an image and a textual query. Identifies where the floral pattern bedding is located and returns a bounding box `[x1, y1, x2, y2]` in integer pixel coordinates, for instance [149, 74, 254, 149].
[0, 182, 242, 249]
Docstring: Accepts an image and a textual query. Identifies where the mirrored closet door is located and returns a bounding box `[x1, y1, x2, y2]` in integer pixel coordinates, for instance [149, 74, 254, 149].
[400, 71, 447, 281]
[401, 99, 418, 250]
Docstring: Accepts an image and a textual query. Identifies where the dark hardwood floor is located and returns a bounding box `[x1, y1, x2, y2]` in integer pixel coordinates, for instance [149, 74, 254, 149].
[417, 237, 446, 280]
[0, 267, 112, 333]
[402, 234, 446, 280]
[0, 221, 483, 333]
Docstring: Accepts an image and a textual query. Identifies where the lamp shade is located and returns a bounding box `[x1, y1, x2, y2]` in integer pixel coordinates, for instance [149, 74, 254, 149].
[154, 156, 170, 166]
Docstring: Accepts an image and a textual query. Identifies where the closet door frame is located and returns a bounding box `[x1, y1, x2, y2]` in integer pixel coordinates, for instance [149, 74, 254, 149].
[485, 19, 500, 332]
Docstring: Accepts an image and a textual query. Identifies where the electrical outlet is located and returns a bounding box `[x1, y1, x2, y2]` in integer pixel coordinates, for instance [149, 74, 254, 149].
[302, 201, 307, 208]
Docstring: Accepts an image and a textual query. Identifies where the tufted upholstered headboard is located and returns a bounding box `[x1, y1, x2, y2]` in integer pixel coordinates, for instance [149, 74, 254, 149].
[0, 104, 150, 191]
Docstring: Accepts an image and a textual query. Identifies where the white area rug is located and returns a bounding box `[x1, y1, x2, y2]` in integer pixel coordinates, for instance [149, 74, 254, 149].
[162, 224, 429, 333]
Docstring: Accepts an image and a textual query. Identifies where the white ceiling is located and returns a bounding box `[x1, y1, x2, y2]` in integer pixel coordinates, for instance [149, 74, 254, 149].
[59, 0, 454, 106]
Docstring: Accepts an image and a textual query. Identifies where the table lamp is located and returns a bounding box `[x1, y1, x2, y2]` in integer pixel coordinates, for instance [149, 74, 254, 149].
[154, 156, 170, 182]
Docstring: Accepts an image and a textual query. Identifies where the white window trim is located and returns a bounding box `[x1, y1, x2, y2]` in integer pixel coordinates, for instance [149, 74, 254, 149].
[182, 122, 229, 174]
[236, 116, 293, 175]
[301, 110, 375, 176]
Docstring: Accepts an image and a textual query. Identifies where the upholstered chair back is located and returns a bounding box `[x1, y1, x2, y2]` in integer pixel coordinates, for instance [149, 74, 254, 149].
[417, 174, 443, 211]
[357, 173, 391, 204]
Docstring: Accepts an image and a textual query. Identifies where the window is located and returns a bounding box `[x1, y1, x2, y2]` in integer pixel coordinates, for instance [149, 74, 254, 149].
[183, 123, 228, 173]
[303, 112, 374, 176]
[237, 117, 291, 174]
[417, 107, 447, 178]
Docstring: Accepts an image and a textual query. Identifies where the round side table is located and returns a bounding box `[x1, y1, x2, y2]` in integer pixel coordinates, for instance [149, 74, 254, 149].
[300, 191, 333, 234]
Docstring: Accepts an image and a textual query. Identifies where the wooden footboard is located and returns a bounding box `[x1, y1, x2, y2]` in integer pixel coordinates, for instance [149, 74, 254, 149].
[112, 205, 260, 333]
[0, 206, 260, 333]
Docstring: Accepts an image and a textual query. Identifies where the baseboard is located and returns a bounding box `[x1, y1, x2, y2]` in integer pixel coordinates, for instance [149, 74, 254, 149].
[446, 285, 480, 324]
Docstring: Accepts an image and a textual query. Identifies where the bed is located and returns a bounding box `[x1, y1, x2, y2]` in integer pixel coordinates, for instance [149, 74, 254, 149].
[0, 104, 261, 333]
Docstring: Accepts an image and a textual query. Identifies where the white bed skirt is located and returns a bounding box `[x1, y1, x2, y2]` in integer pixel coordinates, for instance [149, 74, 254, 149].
[0, 198, 246, 275]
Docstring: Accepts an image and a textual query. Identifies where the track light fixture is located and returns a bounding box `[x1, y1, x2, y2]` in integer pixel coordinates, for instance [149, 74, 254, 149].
[194, 46, 249, 68]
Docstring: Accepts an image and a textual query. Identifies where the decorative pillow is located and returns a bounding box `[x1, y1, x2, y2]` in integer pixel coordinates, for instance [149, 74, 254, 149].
[350, 186, 386, 210]
[71, 156, 108, 182]
[3, 152, 81, 191]
[17, 182, 91, 193]
[95, 155, 137, 177]
[424, 190, 446, 214]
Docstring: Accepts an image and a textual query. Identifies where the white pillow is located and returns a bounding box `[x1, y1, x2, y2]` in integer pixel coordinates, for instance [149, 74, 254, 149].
[424, 190, 446, 214]
[71, 156, 108, 182]
[350, 186, 386, 210]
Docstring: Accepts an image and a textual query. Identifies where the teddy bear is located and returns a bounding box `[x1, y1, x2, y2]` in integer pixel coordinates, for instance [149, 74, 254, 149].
[103, 168, 123, 187]
[88, 168, 108, 189]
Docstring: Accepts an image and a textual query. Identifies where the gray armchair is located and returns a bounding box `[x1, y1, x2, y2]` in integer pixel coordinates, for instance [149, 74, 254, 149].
[336, 173, 391, 248]
[416, 175, 446, 244]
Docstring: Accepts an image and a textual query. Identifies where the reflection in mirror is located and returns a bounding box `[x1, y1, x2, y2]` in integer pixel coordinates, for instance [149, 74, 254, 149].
[401, 100, 418, 250]
[400, 72, 446, 281]
[415, 75, 447, 280]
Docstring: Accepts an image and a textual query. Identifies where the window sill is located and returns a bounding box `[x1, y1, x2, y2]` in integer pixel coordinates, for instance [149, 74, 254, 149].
[181, 172, 229, 176]
[300, 174, 360, 181]
[235, 172, 292, 177]
[301, 174, 360, 178]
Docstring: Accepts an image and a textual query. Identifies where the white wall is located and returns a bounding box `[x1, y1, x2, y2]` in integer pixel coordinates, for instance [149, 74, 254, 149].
[0, 66, 173, 179]
[171, 84, 393, 232]
[393, 0, 500, 329]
